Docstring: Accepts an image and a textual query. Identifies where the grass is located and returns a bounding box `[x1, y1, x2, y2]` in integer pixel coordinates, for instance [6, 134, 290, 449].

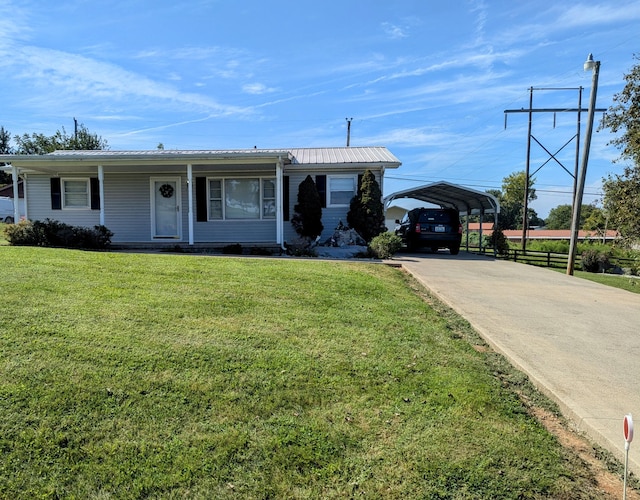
[0, 244, 612, 499]
[571, 270, 640, 294]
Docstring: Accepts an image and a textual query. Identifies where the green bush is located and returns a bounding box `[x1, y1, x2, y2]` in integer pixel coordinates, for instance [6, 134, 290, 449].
[490, 227, 510, 256]
[222, 243, 243, 255]
[581, 249, 611, 273]
[369, 232, 402, 259]
[4, 219, 113, 249]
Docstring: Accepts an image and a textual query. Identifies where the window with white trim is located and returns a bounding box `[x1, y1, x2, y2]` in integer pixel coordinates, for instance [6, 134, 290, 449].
[328, 176, 356, 206]
[208, 177, 276, 220]
[62, 179, 90, 209]
[262, 179, 276, 219]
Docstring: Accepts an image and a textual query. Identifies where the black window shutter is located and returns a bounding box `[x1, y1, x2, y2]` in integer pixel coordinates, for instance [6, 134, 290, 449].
[195, 177, 207, 222]
[283, 176, 290, 221]
[90, 178, 101, 210]
[315, 175, 326, 208]
[50, 178, 62, 210]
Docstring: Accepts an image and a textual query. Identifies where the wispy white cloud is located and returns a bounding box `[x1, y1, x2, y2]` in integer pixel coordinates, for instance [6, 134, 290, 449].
[2, 45, 250, 117]
[555, 2, 640, 27]
[242, 83, 278, 95]
[359, 127, 457, 148]
[381, 22, 408, 40]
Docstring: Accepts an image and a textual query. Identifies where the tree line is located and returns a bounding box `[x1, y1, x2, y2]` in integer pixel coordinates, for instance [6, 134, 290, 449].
[0, 123, 108, 184]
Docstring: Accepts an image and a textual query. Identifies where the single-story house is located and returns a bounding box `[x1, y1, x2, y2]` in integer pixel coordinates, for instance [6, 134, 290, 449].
[0, 147, 401, 247]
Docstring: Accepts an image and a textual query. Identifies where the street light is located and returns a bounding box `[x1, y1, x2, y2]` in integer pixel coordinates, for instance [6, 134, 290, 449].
[567, 54, 600, 275]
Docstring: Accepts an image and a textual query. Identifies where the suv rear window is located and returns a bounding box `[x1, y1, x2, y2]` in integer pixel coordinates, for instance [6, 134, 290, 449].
[417, 210, 454, 224]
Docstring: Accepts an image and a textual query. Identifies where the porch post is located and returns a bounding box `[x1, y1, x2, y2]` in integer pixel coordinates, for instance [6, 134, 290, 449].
[98, 165, 105, 226]
[479, 208, 484, 253]
[11, 165, 19, 222]
[187, 164, 194, 245]
[276, 157, 283, 246]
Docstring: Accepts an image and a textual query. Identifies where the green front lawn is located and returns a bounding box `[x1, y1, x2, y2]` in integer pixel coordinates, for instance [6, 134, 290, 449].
[0, 246, 606, 498]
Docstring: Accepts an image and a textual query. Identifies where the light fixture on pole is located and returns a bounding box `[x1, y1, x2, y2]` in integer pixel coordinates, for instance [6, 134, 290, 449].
[567, 54, 600, 275]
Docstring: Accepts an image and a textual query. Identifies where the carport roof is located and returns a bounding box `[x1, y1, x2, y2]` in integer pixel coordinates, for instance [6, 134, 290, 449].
[384, 181, 500, 215]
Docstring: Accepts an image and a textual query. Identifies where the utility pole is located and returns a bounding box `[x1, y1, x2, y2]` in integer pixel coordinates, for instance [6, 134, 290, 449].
[346, 118, 352, 147]
[521, 88, 533, 251]
[504, 86, 605, 251]
[567, 55, 601, 275]
[74, 117, 78, 144]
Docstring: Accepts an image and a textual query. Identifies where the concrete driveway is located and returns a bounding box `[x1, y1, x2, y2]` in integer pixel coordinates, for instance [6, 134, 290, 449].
[394, 251, 640, 474]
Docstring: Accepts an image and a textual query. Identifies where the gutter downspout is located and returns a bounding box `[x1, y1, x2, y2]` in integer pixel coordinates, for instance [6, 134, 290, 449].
[98, 165, 105, 226]
[187, 164, 194, 245]
[276, 156, 285, 249]
[11, 165, 19, 222]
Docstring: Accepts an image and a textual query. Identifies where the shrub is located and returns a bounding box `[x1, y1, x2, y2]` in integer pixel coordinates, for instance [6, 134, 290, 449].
[347, 170, 386, 243]
[291, 175, 323, 241]
[4, 219, 113, 249]
[222, 243, 243, 255]
[581, 249, 611, 273]
[490, 227, 510, 256]
[369, 232, 402, 259]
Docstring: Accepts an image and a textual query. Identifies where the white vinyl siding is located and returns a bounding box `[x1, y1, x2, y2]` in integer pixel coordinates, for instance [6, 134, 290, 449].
[26, 176, 100, 228]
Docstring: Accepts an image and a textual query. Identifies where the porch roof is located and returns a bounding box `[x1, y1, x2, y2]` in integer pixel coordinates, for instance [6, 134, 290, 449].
[0, 146, 401, 174]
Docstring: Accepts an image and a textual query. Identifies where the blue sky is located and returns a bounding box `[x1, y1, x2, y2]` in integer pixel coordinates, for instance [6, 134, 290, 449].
[0, 1, 638, 217]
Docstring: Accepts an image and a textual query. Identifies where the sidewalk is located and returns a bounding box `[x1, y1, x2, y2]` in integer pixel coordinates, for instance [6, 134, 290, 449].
[395, 251, 640, 475]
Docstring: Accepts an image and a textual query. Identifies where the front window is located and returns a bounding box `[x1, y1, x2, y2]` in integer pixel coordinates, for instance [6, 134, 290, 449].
[225, 179, 260, 219]
[208, 177, 275, 220]
[328, 176, 356, 206]
[262, 179, 276, 219]
[62, 179, 90, 209]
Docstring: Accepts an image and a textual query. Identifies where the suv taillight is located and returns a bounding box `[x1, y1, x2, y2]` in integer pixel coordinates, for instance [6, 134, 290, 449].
[415, 223, 421, 233]
[458, 223, 463, 234]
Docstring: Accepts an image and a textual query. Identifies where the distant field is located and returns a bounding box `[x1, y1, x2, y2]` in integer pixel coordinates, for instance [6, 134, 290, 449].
[0, 245, 614, 498]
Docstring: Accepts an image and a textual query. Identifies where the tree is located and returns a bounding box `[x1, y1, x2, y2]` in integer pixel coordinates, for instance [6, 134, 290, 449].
[599, 54, 640, 166]
[291, 175, 323, 241]
[346, 170, 386, 242]
[602, 171, 640, 245]
[14, 123, 108, 154]
[599, 54, 640, 244]
[0, 126, 12, 184]
[489, 171, 536, 230]
[545, 204, 600, 230]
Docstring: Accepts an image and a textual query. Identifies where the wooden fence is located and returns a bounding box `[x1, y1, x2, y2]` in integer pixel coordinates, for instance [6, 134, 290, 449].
[470, 246, 637, 272]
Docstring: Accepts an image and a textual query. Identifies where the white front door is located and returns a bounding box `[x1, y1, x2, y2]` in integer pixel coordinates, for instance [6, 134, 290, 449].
[151, 178, 181, 239]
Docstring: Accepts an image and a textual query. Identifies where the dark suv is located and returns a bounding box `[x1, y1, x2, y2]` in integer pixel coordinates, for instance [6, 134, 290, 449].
[395, 208, 462, 254]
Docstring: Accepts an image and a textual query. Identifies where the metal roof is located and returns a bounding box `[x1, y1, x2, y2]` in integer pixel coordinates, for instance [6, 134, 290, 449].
[384, 181, 500, 215]
[0, 146, 401, 170]
[289, 147, 401, 166]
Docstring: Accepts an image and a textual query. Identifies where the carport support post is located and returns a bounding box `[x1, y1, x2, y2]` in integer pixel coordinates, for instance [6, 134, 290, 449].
[479, 208, 484, 254]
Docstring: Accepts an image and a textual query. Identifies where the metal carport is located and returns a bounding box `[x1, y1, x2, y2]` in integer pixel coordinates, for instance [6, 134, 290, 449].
[384, 181, 500, 253]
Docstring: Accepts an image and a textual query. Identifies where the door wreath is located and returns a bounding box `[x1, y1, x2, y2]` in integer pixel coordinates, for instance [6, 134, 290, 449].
[159, 183, 174, 198]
